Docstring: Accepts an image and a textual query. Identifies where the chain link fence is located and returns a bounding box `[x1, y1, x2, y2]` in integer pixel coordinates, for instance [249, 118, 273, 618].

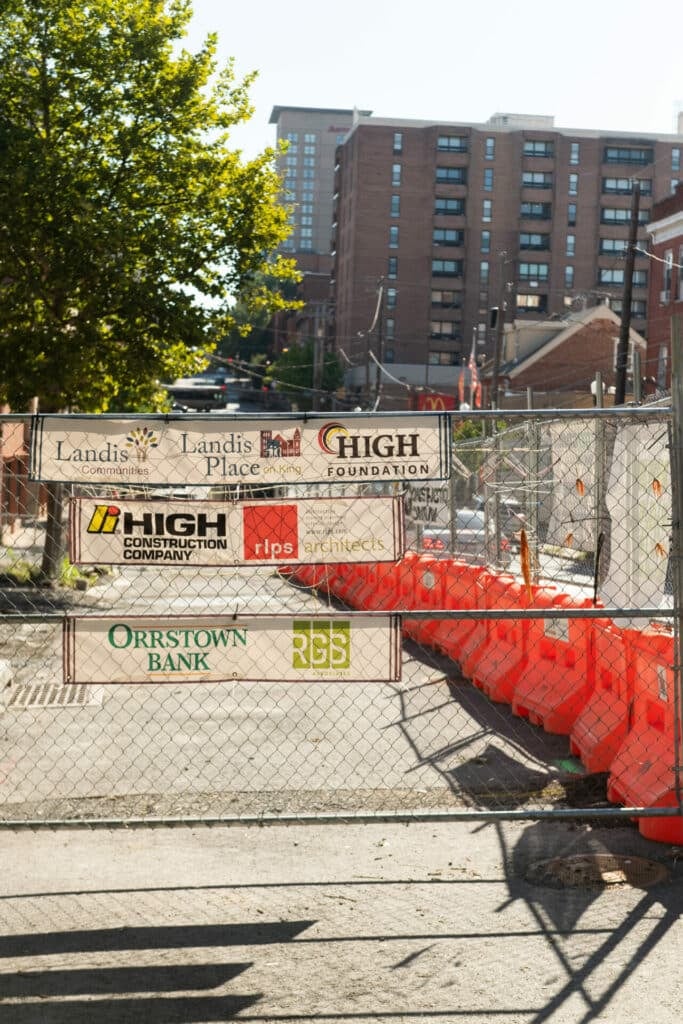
[0, 408, 680, 835]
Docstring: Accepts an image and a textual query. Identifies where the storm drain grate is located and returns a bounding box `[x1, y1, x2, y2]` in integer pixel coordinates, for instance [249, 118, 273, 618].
[526, 853, 669, 890]
[5, 684, 103, 709]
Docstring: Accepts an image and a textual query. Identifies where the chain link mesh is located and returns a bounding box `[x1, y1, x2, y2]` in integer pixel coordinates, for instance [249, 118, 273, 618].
[0, 409, 679, 832]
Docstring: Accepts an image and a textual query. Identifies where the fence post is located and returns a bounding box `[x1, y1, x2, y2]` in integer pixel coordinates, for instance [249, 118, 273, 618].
[669, 314, 683, 806]
[526, 388, 541, 584]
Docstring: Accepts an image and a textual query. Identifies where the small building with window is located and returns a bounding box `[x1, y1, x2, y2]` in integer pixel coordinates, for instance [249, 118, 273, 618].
[645, 183, 683, 393]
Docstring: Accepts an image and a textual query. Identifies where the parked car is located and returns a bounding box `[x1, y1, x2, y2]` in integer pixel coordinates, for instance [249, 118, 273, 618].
[421, 508, 512, 567]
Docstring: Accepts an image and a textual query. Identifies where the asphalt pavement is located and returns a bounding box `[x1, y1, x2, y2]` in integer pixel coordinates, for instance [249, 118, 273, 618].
[0, 818, 682, 1022]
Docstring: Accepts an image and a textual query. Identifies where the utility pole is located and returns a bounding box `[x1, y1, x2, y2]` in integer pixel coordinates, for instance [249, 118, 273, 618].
[614, 180, 641, 405]
[373, 277, 385, 408]
[489, 251, 508, 410]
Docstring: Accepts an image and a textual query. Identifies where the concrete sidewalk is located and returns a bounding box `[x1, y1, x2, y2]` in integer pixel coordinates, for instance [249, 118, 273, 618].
[0, 819, 682, 1022]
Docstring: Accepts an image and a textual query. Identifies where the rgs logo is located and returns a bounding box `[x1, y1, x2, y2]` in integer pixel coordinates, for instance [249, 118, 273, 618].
[292, 620, 350, 670]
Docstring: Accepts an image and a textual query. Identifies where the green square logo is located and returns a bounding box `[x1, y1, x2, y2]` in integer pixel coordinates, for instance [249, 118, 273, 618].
[292, 620, 351, 670]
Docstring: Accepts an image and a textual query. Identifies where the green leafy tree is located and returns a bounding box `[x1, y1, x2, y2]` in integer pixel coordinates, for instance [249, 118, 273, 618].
[269, 340, 344, 412]
[0, 0, 298, 577]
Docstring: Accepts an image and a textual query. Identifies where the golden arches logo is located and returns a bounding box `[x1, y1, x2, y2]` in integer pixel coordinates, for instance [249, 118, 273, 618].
[422, 395, 447, 411]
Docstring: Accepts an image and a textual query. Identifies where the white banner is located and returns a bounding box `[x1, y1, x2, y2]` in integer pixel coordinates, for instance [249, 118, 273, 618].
[30, 414, 449, 485]
[63, 614, 402, 684]
[69, 495, 405, 566]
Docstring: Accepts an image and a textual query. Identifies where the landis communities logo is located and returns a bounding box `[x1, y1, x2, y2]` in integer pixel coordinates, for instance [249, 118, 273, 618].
[126, 427, 159, 462]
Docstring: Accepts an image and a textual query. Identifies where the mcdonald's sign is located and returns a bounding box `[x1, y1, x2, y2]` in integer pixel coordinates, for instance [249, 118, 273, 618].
[417, 392, 455, 411]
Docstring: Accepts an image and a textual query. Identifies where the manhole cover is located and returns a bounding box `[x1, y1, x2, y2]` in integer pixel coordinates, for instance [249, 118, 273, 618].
[526, 853, 669, 890]
[6, 684, 102, 709]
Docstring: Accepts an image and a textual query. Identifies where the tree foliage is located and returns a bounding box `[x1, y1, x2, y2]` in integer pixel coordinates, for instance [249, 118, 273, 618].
[269, 340, 344, 411]
[0, 0, 298, 413]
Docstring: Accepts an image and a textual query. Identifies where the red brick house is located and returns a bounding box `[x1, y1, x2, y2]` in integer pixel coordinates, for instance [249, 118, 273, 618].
[483, 303, 646, 408]
[645, 183, 683, 392]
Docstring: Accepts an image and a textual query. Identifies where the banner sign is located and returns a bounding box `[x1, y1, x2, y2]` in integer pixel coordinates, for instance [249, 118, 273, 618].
[69, 495, 405, 567]
[403, 482, 451, 527]
[30, 414, 449, 485]
[63, 614, 402, 684]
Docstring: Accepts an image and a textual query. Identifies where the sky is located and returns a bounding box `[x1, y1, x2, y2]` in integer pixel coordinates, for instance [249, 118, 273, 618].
[186, 0, 683, 160]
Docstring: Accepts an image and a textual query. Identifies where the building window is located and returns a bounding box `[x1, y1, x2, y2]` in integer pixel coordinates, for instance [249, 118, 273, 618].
[568, 203, 577, 226]
[428, 351, 459, 366]
[299, 227, 312, 238]
[436, 166, 467, 184]
[516, 293, 547, 313]
[657, 345, 669, 388]
[600, 238, 628, 255]
[598, 268, 648, 287]
[299, 240, 313, 251]
[390, 194, 400, 217]
[604, 146, 653, 165]
[302, 168, 315, 179]
[303, 157, 315, 167]
[301, 203, 313, 214]
[522, 171, 553, 188]
[430, 320, 459, 338]
[285, 132, 298, 142]
[566, 234, 575, 256]
[393, 132, 403, 154]
[384, 348, 394, 363]
[602, 177, 652, 195]
[569, 173, 578, 195]
[387, 257, 398, 279]
[663, 250, 673, 299]
[482, 199, 492, 222]
[519, 232, 550, 250]
[485, 137, 495, 160]
[481, 230, 490, 254]
[385, 318, 395, 340]
[284, 167, 296, 179]
[431, 289, 461, 307]
[391, 163, 402, 187]
[300, 216, 312, 226]
[285, 155, 297, 166]
[673, 148, 681, 172]
[601, 206, 650, 225]
[523, 140, 554, 157]
[570, 142, 580, 165]
[437, 135, 468, 152]
[520, 201, 551, 219]
[302, 190, 314, 201]
[480, 261, 489, 285]
[304, 133, 316, 143]
[435, 197, 465, 215]
[483, 168, 493, 191]
[389, 225, 399, 248]
[519, 262, 549, 281]
[672, 180, 680, 194]
[565, 266, 574, 289]
[304, 144, 315, 155]
[386, 287, 397, 310]
[432, 259, 463, 277]
[433, 228, 464, 246]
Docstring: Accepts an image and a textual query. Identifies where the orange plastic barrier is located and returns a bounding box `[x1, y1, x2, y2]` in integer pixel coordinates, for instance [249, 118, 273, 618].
[402, 554, 447, 645]
[432, 565, 493, 673]
[429, 561, 487, 659]
[569, 621, 631, 773]
[473, 583, 559, 704]
[606, 625, 683, 843]
[511, 594, 599, 734]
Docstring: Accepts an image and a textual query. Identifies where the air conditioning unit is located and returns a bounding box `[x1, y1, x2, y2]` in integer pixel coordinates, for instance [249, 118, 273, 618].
[660, 290, 671, 303]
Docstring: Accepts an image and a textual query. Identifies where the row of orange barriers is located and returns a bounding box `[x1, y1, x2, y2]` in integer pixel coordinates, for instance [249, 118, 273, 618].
[281, 555, 681, 845]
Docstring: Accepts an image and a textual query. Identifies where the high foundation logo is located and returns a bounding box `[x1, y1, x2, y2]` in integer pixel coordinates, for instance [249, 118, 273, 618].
[292, 620, 351, 670]
[317, 422, 420, 460]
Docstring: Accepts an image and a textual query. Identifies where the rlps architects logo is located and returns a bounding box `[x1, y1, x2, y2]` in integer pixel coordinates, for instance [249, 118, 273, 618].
[292, 619, 350, 671]
[242, 503, 299, 561]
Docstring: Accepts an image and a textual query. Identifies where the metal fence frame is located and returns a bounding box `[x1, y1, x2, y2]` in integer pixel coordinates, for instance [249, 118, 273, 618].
[0, 403, 681, 829]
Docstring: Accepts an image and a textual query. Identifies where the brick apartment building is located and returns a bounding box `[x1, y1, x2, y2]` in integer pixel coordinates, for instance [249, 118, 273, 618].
[645, 182, 683, 392]
[331, 112, 683, 405]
